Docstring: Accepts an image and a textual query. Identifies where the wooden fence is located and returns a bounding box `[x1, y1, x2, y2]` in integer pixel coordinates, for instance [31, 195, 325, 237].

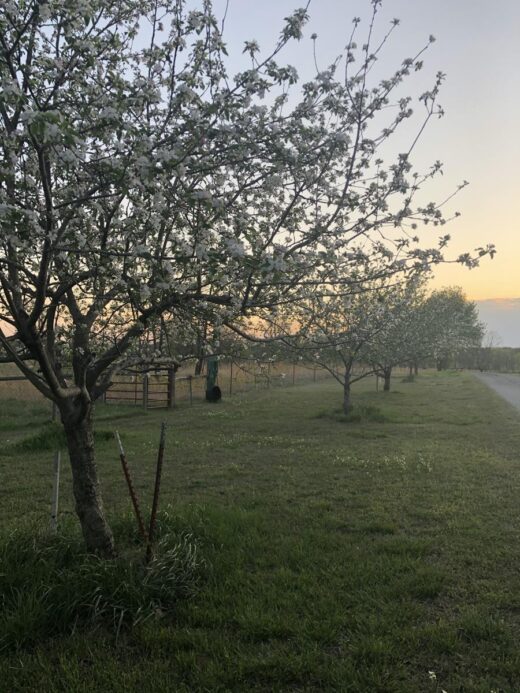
[104, 361, 332, 409]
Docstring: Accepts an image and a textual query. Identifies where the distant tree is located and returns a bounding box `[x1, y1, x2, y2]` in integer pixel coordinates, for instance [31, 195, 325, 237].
[277, 272, 402, 414]
[367, 278, 426, 391]
[424, 288, 484, 370]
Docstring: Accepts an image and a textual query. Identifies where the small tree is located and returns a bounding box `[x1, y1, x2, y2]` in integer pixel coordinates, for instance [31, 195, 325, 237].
[279, 274, 401, 413]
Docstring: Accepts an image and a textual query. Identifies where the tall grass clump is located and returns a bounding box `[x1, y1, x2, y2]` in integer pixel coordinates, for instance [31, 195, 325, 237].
[0, 514, 205, 651]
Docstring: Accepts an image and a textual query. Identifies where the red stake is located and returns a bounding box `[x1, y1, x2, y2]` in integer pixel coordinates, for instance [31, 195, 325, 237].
[115, 431, 148, 543]
[146, 422, 167, 563]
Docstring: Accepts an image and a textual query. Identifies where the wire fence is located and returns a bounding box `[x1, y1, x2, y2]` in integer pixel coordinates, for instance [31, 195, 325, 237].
[104, 360, 333, 409]
[0, 360, 333, 411]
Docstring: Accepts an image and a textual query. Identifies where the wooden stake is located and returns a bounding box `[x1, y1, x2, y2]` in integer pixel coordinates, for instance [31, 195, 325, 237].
[115, 431, 148, 543]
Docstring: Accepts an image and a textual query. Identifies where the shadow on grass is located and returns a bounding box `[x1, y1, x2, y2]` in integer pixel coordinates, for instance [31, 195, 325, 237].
[315, 404, 388, 424]
[2, 423, 114, 454]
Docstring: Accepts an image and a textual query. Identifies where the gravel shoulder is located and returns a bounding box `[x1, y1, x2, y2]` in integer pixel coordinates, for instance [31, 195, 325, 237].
[473, 371, 520, 411]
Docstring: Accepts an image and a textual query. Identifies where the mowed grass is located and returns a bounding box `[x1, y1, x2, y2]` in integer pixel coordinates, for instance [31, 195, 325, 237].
[1, 371, 520, 691]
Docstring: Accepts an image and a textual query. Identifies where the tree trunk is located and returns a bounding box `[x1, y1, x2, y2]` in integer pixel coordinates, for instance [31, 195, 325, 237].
[62, 407, 115, 557]
[414, 362, 419, 376]
[383, 367, 392, 391]
[343, 370, 352, 414]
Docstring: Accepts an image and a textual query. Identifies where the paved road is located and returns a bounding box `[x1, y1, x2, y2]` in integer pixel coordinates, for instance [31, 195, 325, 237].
[473, 371, 520, 411]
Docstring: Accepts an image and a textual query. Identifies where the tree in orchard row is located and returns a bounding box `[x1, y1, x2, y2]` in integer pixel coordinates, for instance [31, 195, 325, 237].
[367, 285, 484, 384]
[422, 287, 484, 370]
[366, 277, 427, 391]
[0, 0, 492, 554]
[269, 279, 485, 407]
[267, 268, 425, 414]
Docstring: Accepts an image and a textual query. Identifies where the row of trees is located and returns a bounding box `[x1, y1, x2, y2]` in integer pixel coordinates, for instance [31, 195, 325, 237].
[196, 283, 482, 414]
[0, 0, 492, 555]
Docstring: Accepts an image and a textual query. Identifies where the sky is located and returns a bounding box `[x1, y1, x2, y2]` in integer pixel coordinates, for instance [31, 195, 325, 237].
[213, 0, 520, 302]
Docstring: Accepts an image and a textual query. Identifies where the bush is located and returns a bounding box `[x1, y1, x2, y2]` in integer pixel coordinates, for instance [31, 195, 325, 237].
[0, 515, 205, 651]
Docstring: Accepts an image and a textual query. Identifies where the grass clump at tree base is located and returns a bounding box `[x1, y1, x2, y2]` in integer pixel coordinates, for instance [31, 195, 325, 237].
[0, 512, 205, 652]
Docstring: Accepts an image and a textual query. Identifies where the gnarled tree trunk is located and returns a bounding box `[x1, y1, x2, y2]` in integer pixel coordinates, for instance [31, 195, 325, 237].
[343, 369, 352, 414]
[62, 406, 115, 557]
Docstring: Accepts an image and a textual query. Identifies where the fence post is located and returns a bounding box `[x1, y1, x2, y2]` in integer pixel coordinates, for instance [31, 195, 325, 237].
[50, 450, 61, 533]
[167, 368, 176, 409]
[267, 362, 271, 388]
[143, 374, 149, 410]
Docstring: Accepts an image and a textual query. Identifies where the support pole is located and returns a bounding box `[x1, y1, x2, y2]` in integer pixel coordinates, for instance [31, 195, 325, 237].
[147, 422, 167, 563]
[143, 374, 149, 410]
[167, 368, 176, 409]
[115, 431, 148, 543]
[50, 450, 60, 533]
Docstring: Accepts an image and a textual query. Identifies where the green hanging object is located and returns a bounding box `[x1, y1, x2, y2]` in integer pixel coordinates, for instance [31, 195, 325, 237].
[206, 356, 221, 402]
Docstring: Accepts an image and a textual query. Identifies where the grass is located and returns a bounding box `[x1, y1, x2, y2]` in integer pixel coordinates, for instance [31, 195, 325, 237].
[1, 371, 520, 691]
[0, 516, 204, 652]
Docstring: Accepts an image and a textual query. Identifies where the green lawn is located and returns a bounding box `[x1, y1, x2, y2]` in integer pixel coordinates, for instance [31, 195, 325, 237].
[1, 371, 520, 692]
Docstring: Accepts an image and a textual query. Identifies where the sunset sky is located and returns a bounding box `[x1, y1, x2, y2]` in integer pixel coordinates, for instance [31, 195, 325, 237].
[215, 0, 519, 301]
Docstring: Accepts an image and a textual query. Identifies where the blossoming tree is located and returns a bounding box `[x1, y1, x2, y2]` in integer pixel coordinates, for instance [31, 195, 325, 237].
[366, 277, 427, 390]
[0, 0, 492, 554]
[423, 287, 484, 370]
